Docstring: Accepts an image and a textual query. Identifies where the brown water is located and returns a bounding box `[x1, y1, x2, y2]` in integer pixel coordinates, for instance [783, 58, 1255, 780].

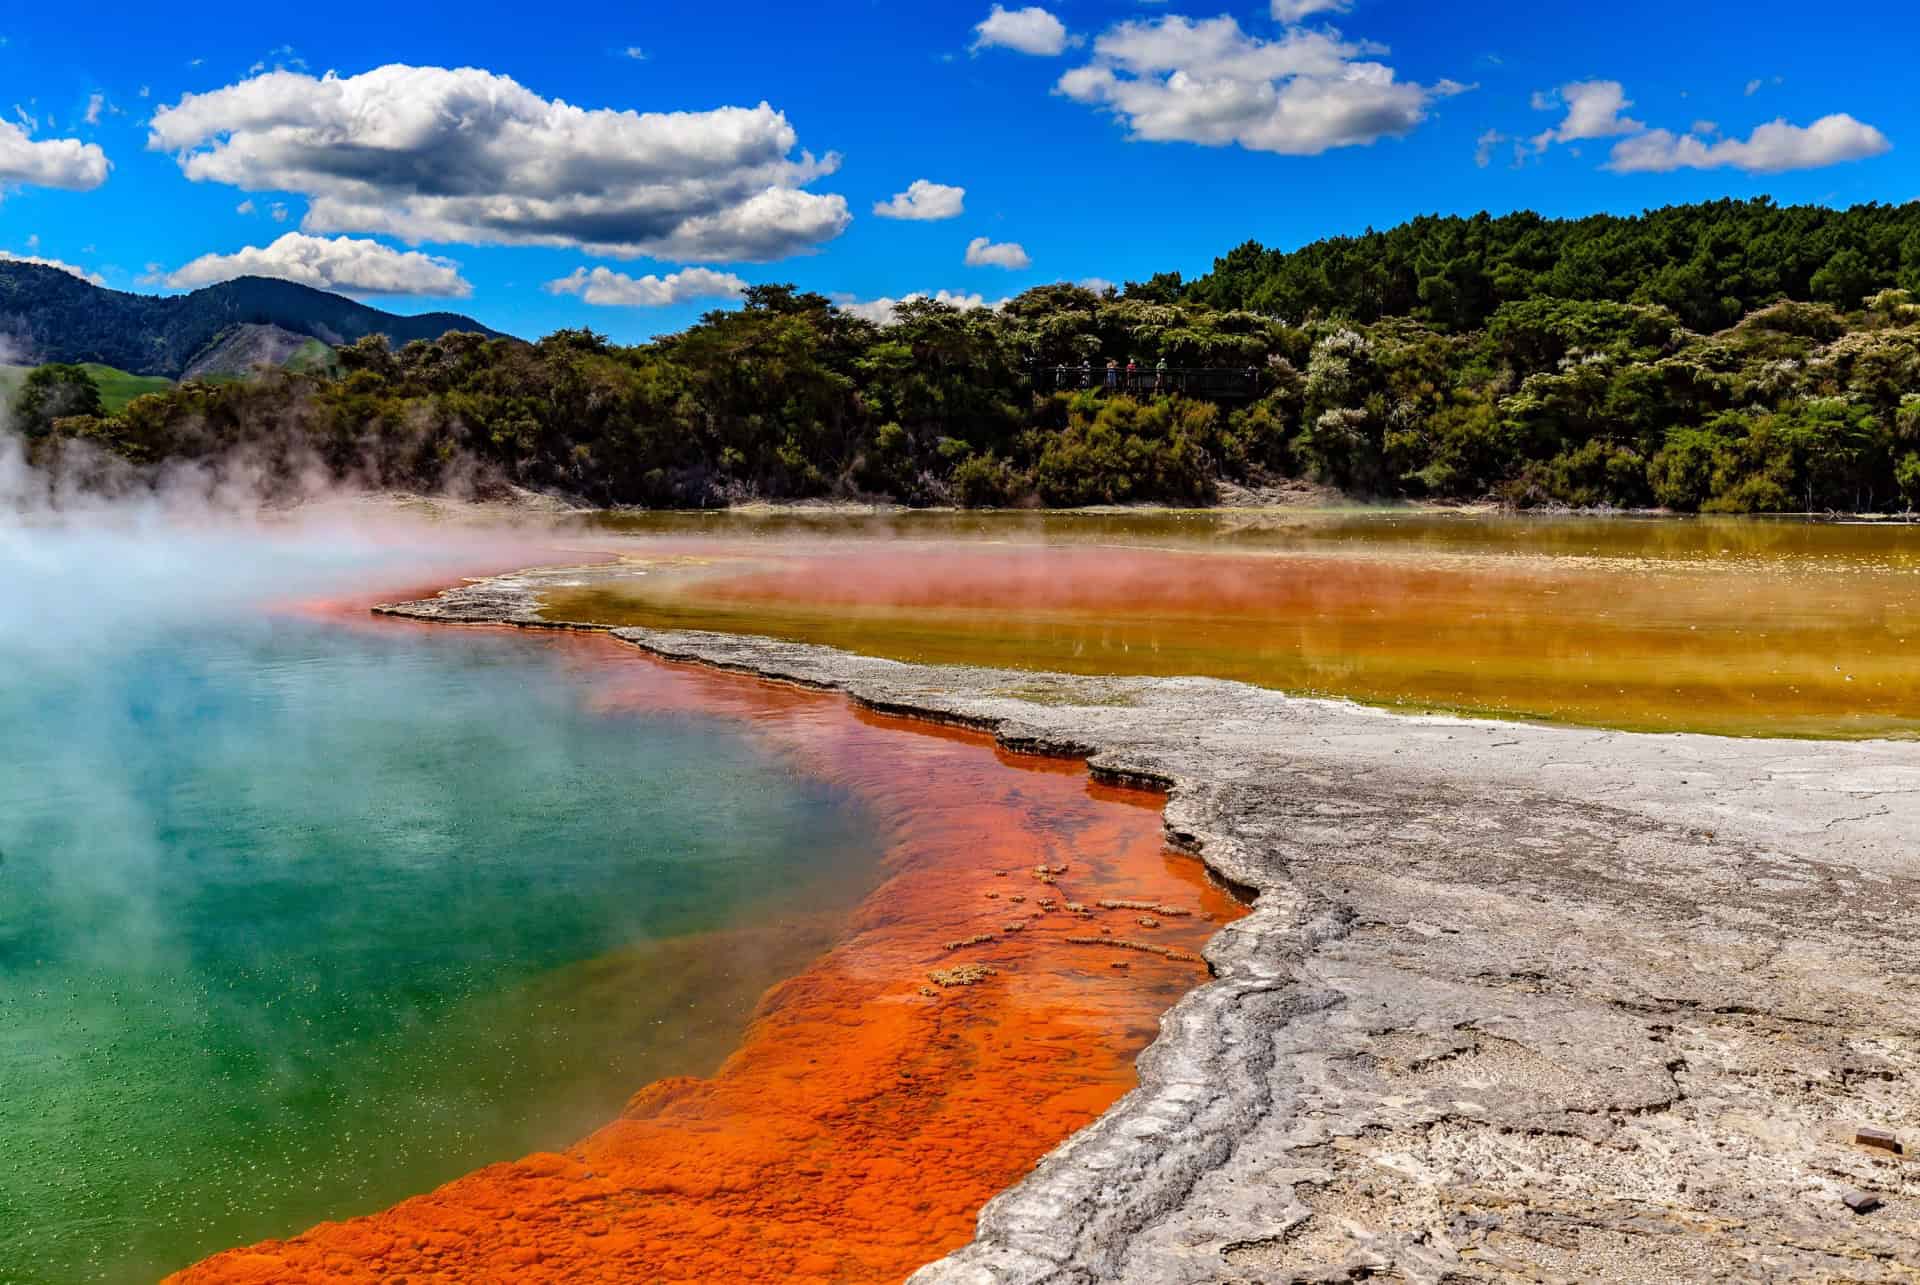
[534, 510, 1920, 740]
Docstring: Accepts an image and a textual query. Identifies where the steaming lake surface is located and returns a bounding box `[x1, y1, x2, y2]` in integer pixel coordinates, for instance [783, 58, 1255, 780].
[543, 510, 1920, 739]
[0, 602, 884, 1282]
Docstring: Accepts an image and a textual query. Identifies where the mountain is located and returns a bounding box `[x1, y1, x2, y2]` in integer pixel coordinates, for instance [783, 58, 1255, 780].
[0, 263, 507, 378]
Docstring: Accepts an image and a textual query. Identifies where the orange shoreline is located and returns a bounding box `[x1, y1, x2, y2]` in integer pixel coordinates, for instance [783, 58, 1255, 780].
[171, 621, 1244, 1284]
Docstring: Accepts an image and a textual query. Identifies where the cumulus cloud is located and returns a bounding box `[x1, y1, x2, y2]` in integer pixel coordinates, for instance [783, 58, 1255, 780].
[1054, 16, 1467, 156]
[545, 264, 746, 307]
[235, 198, 255, 214]
[162, 231, 472, 296]
[1606, 113, 1891, 174]
[147, 64, 851, 262]
[973, 5, 1073, 56]
[84, 93, 105, 127]
[873, 179, 966, 221]
[1529, 80, 1642, 151]
[1271, 0, 1350, 21]
[965, 236, 1030, 269]
[0, 249, 105, 285]
[0, 119, 109, 190]
[837, 289, 1003, 326]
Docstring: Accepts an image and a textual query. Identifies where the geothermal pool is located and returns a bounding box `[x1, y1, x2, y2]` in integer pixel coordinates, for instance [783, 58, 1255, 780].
[0, 613, 888, 1282]
[543, 510, 1920, 739]
[2, 520, 1236, 1284]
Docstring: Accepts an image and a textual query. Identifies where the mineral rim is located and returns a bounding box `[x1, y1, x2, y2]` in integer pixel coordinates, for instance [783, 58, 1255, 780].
[294, 566, 1920, 1280]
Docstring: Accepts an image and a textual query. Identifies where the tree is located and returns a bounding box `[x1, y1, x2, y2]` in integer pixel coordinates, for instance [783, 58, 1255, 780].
[10, 364, 103, 437]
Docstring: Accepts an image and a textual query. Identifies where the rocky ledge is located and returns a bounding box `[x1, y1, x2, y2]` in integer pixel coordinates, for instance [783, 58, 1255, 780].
[381, 573, 1920, 1283]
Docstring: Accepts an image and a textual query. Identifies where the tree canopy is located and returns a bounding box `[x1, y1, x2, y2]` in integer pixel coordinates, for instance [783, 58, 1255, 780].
[11, 364, 104, 438]
[15, 197, 1920, 514]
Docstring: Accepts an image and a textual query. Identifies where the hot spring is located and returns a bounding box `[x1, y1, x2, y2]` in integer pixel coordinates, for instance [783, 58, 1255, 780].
[2, 515, 1236, 1284]
[0, 529, 890, 1281]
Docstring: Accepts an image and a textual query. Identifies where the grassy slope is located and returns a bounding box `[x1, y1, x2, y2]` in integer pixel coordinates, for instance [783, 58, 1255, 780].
[0, 362, 174, 414]
[82, 363, 172, 411]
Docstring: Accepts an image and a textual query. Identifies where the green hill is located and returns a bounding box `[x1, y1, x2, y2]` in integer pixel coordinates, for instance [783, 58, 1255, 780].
[0, 362, 171, 414]
[0, 263, 506, 378]
[80, 363, 173, 411]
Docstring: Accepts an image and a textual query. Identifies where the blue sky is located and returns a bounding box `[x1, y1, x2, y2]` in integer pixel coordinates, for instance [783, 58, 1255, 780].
[0, 0, 1914, 343]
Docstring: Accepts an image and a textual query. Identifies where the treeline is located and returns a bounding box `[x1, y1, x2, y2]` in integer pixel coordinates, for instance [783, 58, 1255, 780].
[1183, 197, 1920, 333]
[13, 197, 1920, 512]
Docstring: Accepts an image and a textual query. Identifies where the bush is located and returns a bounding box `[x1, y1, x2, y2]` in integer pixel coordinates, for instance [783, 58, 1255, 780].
[11, 364, 103, 438]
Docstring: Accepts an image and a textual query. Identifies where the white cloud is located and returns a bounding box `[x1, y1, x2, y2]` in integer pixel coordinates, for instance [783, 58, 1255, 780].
[1474, 127, 1506, 167]
[1079, 276, 1116, 294]
[621, 46, 647, 61]
[1745, 79, 1763, 96]
[0, 249, 104, 285]
[1529, 80, 1641, 152]
[1529, 89, 1557, 112]
[873, 179, 966, 221]
[235, 198, 255, 214]
[0, 118, 109, 190]
[1271, 0, 1350, 21]
[138, 86, 151, 100]
[1054, 16, 1467, 156]
[838, 289, 1003, 325]
[965, 235, 1030, 269]
[973, 5, 1073, 56]
[1606, 113, 1891, 174]
[269, 201, 288, 222]
[148, 64, 851, 262]
[84, 93, 104, 127]
[1691, 119, 1718, 136]
[162, 231, 472, 296]
[545, 264, 747, 307]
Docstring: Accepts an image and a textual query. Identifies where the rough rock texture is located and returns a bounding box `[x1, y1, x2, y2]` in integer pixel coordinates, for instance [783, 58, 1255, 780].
[382, 573, 1920, 1284]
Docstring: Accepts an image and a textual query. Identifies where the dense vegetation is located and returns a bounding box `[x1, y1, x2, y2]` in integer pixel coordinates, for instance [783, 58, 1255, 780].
[14, 198, 1920, 512]
[0, 262, 498, 377]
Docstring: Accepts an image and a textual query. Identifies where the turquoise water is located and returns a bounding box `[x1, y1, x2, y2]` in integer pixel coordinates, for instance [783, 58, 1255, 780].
[0, 596, 883, 1282]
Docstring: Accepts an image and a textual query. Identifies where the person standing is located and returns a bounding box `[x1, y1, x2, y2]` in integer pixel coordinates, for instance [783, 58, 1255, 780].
[1125, 357, 1138, 392]
[1080, 359, 1092, 389]
[1105, 358, 1119, 391]
[1154, 357, 1168, 393]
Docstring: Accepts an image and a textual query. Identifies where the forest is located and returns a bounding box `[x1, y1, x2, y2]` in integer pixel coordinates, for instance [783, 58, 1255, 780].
[15, 197, 1920, 512]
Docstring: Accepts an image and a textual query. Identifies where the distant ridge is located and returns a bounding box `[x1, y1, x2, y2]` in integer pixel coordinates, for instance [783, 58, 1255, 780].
[0, 263, 508, 378]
